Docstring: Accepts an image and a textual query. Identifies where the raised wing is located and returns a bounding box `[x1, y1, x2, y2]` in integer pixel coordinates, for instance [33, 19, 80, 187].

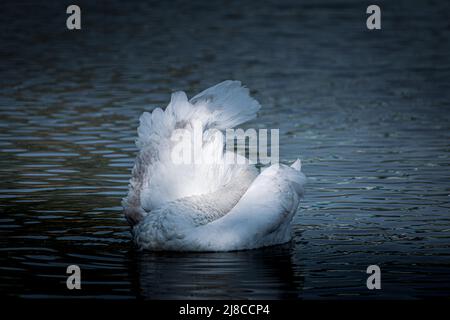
[123, 81, 261, 225]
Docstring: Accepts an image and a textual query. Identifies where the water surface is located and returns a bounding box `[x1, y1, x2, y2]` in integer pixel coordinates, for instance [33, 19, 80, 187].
[1, 0, 450, 299]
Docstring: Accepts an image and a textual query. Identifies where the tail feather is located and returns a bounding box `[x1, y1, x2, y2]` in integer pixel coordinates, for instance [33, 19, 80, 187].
[291, 159, 302, 171]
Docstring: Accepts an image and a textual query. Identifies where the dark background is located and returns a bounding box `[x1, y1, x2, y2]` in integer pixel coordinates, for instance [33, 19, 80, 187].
[1, 0, 450, 299]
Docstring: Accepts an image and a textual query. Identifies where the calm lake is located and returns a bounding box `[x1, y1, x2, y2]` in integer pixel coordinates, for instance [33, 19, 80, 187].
[1, 0, 449, 299]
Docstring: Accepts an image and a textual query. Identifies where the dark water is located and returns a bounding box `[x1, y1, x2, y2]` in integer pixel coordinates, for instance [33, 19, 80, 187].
[1, 0, 450, 299]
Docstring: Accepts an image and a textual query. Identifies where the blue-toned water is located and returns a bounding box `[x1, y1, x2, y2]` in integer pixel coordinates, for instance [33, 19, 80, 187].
[1, 0, 449, 299]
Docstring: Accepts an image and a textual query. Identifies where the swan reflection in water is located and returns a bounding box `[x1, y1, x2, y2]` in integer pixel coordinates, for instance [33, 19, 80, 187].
[129, 243, 303, 299]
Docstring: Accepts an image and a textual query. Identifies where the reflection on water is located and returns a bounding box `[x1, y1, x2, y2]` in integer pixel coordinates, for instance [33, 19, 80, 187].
[1, 0, 450, 299]
[134, 245, 301, 300]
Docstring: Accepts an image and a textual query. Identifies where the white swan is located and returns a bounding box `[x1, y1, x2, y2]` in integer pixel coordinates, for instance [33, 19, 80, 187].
[123, 80, 306, 251]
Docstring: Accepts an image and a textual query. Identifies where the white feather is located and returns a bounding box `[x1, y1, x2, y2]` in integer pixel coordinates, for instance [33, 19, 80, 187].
[123, 81, 261, 224]
[123, 81, 307, 251]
